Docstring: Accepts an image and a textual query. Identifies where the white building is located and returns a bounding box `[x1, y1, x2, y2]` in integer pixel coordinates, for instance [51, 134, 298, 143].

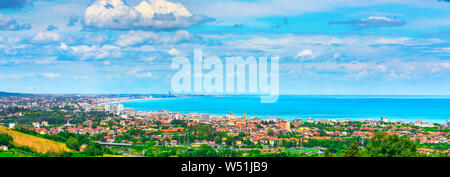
[104, 104, 111, 112]
[200, 113, 210, 121]
[0, 145, 8, 151]
[32, 122, 40, 128]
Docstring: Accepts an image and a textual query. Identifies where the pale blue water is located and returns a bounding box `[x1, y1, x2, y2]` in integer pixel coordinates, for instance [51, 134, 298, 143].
[122, 95, 450, 124]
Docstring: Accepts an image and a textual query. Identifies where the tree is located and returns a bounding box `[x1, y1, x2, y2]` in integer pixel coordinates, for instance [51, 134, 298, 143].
[324, 148, 335, 157]
[0, 133, 13, 146]
[364, 132, 418, 157]
[343, 141, 361, 157]
[214, 136, 222, 144]
[65, 137, 80, 151]
[267, 129, 274, 136]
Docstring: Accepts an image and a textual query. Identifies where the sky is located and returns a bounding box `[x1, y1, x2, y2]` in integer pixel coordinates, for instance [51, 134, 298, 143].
[0, 0, 449, 95]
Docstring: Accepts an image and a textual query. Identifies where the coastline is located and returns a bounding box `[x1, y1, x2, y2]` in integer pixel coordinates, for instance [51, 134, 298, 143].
[118, 96, 450, 124]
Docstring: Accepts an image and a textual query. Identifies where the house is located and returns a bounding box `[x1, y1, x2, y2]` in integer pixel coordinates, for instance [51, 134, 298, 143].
[8, 123, 15, 129]
[32, 122, 40, 128]
[0, 145, 8, 151]
[41, 121, 49, 126]
[83, 120, 93, 127]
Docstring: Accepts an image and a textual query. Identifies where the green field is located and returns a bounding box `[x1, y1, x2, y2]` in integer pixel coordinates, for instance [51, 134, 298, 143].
[0, 151, 22, 157]
[286, 148, 320, 153]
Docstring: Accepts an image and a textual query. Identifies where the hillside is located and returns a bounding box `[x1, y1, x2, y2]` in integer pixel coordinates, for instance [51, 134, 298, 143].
[0, 91, 32, 97]
[0, 126, 70, 154]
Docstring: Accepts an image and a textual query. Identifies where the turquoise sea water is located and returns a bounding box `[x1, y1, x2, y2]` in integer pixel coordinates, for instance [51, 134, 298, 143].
[122, 95, 450, 124]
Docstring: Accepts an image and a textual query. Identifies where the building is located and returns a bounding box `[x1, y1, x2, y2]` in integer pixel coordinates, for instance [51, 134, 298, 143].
[381, 116, 388, 122]
[118, 104, 124, 112]
[200, 113, 210, 121]
[42, 121, 49, 126]
[112, 104, 124, 114]
[8, 123, 15, 129]
[104, 104, 111, 112]
[0, 145, 8, 151]
[280, 120, 291, 132]
[83, 120, 93, 127]
[32, 122, 40, 128]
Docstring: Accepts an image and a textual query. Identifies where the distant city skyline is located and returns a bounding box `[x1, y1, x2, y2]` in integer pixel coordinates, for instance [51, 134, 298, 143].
[0, 0, 450, 95]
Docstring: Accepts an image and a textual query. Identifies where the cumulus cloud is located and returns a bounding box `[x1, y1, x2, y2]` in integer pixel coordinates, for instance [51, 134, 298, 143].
[0, 13, 31, 31]
[0, 0, 31, 9]
[329, 16, 405, 28]
[59, 43, 122, 60]
[83, 0, 213, 31]
[115, 31, 159, 47]
[158, 30, 201, 43]
[32, 31, 61, 43]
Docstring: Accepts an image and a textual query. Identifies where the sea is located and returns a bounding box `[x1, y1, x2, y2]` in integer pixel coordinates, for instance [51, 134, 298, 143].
[121, 95, 450, 124]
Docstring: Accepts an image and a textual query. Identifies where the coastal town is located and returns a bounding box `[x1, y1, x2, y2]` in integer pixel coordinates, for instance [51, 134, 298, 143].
[0, 94, 449, 157]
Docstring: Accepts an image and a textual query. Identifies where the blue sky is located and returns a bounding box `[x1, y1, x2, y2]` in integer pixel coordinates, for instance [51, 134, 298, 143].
[0, 0, 449, 94]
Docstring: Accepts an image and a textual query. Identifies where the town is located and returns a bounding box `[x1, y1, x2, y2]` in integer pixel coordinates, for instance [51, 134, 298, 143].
[0, 94, 449, 157]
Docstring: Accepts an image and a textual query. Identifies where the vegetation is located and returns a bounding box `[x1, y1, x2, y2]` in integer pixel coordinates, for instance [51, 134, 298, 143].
[0, 126, 70, 154]
[343, 141, 361, 157]
[13, 126, 111, 156]
[363, 133, 419, 157]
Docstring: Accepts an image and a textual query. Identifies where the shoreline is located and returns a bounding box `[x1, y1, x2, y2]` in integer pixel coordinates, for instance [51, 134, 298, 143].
[115, 96, 449, 125]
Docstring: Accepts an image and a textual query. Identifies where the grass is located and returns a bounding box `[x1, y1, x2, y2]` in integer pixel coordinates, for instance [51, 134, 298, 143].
[0, 126, 70, 154]
[102, 154, 128, 157]
[286, 148, 320, 153]
[0, 151, 21, 157]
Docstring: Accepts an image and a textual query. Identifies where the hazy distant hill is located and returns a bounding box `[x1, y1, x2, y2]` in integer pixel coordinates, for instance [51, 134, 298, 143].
[0, 91, 32, 97]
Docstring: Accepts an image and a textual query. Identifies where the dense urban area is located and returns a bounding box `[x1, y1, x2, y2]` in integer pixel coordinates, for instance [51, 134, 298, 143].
[0, 93, 449, 157]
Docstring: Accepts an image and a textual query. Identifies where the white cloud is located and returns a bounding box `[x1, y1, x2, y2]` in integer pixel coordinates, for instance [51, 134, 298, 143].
[372, 37, 410, 45]
[377, 65, 387, 72]
[127, 67, 154, 78]
[103, 60, 111, 65]
[136, 72, 153, 78]
[168, 48, 179, 56]
[135, 0, 192, 18]
[0, 12, 31, 31]
[83, 0, 212, 30]
[60, 43, 122, 60]
[442, 62, 450, 69]
[35, 57, 57, 65]
[32, 31, 61, 43]
[332, 53, 340, 59]
[115, 29, 200, 46]
[73, 75, 89, 80]
[296, 49, 315, 60]
[42, 73, 61, 79]
[115, 30, 158, 47]
[84, 0, 139, 29]
[140, 56, 157, 62]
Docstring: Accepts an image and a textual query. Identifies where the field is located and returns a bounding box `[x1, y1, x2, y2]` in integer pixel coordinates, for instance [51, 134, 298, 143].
[0, 126, 71, 154]
[0, 151, 21, 157]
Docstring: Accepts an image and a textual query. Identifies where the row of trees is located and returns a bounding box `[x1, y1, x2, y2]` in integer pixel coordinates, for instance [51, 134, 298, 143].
[0, 133, 12, 147]
[326, 132, 443, 157]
